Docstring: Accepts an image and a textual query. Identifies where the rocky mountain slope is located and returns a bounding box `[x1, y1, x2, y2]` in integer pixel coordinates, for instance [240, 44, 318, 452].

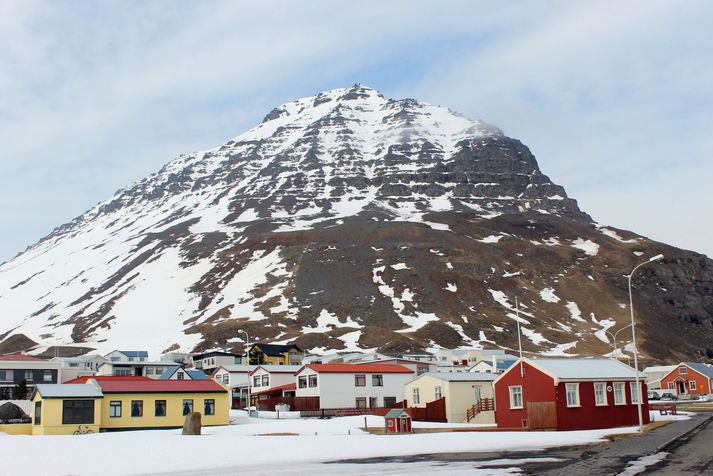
[1, 84, 711, 362]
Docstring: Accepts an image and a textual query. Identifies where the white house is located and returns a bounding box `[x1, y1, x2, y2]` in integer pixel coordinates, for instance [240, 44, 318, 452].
[355, 358, 437, 376]
[212, 365, 258, 406]
[192, 351, 243, 373]
[642, 365, 677, 390]
[50, 354, 106, 382]
[404, 372, 497, 423]
[97, 358, 178, 379]
[104, 350, 148, 363]
[250, 365, 302, 391]
[294, 364, 414, 409]
[469, 354, 518, 374]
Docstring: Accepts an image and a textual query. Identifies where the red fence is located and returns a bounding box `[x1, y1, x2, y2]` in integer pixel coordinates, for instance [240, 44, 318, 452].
[370, 398, 447, 422]
[257, 396, 320, 412]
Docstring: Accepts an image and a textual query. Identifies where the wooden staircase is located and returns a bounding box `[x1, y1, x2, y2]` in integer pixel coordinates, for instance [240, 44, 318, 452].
[466, 398, 494, 422]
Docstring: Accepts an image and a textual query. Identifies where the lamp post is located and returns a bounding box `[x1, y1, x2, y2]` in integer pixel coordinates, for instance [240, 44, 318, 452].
[238, 330, 251, 415]
[629, 253, 664, 432]
[604, 324, 633, 359]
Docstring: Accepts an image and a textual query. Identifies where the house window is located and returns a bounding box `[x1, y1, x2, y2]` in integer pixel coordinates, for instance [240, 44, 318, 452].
[613, 382, 626, 405]
[630, 382, 640, 404]
[131, 400, 143, 417]
[69, 362, 79, 368]
[0, 369, 13, 381]
[43, 370, 53, 382]
[115, 368, 130, 376]
[262, 375, 269, 387]
[355, 397, 367, 408]
[223, 375, 229, 385]
[369, 397, 378, 408]
[565, 383, 580, 407]
[155, 400, 167, 417]
[384, 397, 396, 407]
[355, 374, 366, 387]
[234, 357, 241, 364]
[109, 401, 122, 418]
[594, 383, 607, 406]
[182, 399, 193, 416]
[177, 372, 184, 380]
[413, 388, 420, 404]
[62, 400, 94, 424]
[128, 357, 135, 362]
[155, 367, 163, 375]
[253, 376, 260, 387]
[25, 370, 34, 381]
[34, 402, 41, 425]
[372, 374, 383, 387]
[679, 367, 687, 374]
[509, 386, 523, 409]
[435, 386, 442, 400]
[668, 382, 675, 390]
[298, 376, 307, 389]
[689, 380, 697, 391]
[308, 375, 318, 388]
[204, 399, 215, 416]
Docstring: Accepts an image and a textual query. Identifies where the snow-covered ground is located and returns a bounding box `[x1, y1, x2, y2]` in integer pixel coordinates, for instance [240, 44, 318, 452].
[1, 413, 646, 476]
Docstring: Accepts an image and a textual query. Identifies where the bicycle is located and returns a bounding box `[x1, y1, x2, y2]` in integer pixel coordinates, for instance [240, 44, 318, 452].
[72, 425, 94, 435]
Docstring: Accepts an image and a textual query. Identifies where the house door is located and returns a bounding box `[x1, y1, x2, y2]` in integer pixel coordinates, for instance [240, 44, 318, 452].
[527, 402, 557, 430]
[474, 385, 482, 402]
[134, 367, 143, 376]
[677, 380, 686, 394]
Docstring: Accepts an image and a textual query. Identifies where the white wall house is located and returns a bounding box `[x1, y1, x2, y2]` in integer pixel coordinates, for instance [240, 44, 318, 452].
[104, 350, 148, 363]
[192, 351, 243, 373]
[355, 358, 437, 376]
[250, 365, 302, 391]
[294, 364, 414, 409]
[404, 372, 497, 423]
[97, 360, 178, 379]
[642, 365, 677, 389]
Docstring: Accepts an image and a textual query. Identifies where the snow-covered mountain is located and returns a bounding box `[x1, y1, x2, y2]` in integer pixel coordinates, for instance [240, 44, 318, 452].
[1, 84, 711, 361]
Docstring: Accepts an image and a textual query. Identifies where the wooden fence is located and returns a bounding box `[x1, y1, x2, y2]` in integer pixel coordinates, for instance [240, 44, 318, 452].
[257, 396, 320, 412]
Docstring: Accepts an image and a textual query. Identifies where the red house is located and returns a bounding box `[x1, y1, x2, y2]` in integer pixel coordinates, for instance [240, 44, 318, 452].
[659, 362, 713, 397]
[494, 358, 649, 431]
[384, 408, 412, 433]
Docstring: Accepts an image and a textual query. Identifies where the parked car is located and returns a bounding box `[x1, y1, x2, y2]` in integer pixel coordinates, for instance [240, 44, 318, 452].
[648, 391, 661, 400]
[660, 392, 678, 401]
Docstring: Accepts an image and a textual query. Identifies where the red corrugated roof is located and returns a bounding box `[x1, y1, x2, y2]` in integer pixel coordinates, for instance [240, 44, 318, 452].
[0, 353, 45, 361]
[302, 364, 413, 374]
[65, 375, 152, 384]
[252, 383, 296, 395]
[96, 379, 227, 393]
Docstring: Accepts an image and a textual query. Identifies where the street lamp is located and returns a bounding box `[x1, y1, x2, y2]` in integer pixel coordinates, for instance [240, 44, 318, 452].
[238, 329, 251, 416]
[629, 253, 664, 432]
[604, 323, 633, 359]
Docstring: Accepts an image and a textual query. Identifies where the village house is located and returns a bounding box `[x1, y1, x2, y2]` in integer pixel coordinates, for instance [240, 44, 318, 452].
[211, 365, 258, 407]
[248, 343, 303, 366]
[250, 365, 302, 393]
[294, 364, 413, 409]
[404, 372, 497, 423]
[97, 357, 178, 379]
[158, 367, 207, 380]
[192, 351, 243, 374]
[494, 358, 649, 431]
[468, 354, 518, 374]
[0, 353, 63, 399]
[659, 362, 713, 397]
[30, 376, 230, 435]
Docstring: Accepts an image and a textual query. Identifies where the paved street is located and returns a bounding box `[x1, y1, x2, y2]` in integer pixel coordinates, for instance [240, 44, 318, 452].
[644, 415, 713, 475]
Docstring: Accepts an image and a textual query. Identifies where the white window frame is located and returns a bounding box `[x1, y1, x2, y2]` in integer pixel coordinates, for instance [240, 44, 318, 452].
[594, 382, 607, 406]
[565, 383, 580, 407]
[613, 382, 626, 405]
[413, 387, 420, 405]
[434, 386, 442, 400]
[679, 366, 687, 374]
[689, 380, 697, 391]
[630, 382, 639, 404]
[509, 386, 523, 409]
[668, 382, 675, 390]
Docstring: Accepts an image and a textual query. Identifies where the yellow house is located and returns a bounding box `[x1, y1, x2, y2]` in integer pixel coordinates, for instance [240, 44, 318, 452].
[31, 383, 104, 435]
[404, 372, 497, 423]
[30, 376, 229, 434]
[249, 343, 303, 366]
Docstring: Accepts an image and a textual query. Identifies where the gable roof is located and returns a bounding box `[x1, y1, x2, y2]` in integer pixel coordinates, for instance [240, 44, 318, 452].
[682, 362, 713, 379]
[214, 365, 258, 374]
[117, 351, 148, 358]
[34, 384, 104, 399]
[385, 408, 411, 419]
[91, 378, 227, 393]
[158, 367, 209, 380]
[192, 350, 243, 360]
[250, 365, 303, 375]
[0, 353, 45, 361]
[252, 343, 302, 356]
[411, 372, 498, 384]
[299, 364, 413, 374]
[65, 375, 152, 384]
[497, 358, 644, 385]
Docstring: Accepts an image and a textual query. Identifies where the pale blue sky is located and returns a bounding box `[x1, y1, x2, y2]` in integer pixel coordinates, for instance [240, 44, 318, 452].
[1, 0, 711, 261]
